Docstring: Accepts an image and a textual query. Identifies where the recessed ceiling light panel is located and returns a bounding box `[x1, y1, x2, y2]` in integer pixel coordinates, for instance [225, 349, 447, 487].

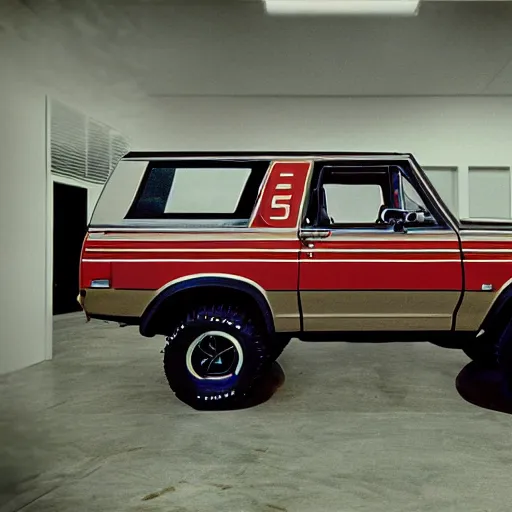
[263, 0, 421, 16]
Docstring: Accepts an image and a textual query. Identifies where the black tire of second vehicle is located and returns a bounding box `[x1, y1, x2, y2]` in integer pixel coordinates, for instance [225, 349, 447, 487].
[496, 317, 512, 389]
[163, 305, 268, 407]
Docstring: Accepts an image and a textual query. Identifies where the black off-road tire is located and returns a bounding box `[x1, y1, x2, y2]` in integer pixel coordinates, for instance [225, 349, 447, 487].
[163, 305, 268, 408]
[495, 317, 512, 391]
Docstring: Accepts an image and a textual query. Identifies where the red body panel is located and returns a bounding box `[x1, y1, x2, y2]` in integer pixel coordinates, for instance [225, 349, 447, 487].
[111, 260, 297, 291]
[249, 161, 312, 229]
[82, 238, 301, 291]
[80, 260, 111, 289]
[299, 237, 462, 290]
[462, 240, 512, 292]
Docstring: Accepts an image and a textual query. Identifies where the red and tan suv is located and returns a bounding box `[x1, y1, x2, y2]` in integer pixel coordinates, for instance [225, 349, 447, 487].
[78, 151, 512, 407]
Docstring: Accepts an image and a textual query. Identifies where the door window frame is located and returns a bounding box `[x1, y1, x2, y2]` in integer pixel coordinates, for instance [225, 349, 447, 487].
[300, 159, 456, 233]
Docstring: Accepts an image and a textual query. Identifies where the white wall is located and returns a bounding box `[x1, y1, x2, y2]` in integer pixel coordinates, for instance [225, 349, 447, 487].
[0, 12, 148, 374]
[0, 85, 144, 374]
[131, 95, 512, 219]
[0, 81, 48, 374]
[136, 96, 511, 163]
[0, 81, 112, 374]
[0, 77, 143, 374]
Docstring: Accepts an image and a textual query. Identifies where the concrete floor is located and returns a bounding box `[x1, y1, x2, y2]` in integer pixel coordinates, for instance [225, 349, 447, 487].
[1, 315, 512, 512]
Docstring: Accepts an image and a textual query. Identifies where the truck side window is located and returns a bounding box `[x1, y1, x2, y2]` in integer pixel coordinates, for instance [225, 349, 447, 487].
[164, 168, 251, 214]
[307, 165, 439, 229]
[309, 166, 393, 228]
[124, 160, 268, 227]
[324, 183, 384, 224]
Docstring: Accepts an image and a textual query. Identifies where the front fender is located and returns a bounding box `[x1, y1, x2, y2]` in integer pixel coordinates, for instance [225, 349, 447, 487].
[479, 279, 512, 333]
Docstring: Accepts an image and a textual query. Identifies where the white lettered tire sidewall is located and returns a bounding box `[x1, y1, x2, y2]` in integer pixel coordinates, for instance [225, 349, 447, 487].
[163, 306, 268, 407]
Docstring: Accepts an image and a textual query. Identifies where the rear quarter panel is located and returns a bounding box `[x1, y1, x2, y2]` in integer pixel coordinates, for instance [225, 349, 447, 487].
[80, 160, 314, 332]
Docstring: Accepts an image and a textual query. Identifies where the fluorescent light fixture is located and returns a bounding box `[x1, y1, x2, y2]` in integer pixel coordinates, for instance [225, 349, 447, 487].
[263, 0, 421, 16]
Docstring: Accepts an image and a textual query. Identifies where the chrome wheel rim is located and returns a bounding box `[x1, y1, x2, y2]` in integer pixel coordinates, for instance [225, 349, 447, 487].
[185, 331, 243, 380]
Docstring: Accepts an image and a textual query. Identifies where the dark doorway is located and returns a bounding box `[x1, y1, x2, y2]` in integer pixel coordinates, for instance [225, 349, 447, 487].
[53, 182, 88, 315]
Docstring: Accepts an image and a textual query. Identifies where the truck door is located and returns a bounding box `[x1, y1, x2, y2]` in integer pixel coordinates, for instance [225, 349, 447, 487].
[298, 161, 463, 333]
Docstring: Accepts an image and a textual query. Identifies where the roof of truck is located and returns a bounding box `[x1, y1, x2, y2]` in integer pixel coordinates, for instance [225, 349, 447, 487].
[124, 151, 411, 159]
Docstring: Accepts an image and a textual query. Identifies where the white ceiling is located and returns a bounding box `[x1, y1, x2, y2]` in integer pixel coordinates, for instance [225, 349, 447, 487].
[3, 0, 512, 97]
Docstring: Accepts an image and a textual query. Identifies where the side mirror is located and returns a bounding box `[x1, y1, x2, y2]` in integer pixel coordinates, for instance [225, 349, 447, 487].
[380, 208, 426, 232]
[380, 208, 407, 224]
[380, 208, 427, 224]
[404, 211, 426, 224]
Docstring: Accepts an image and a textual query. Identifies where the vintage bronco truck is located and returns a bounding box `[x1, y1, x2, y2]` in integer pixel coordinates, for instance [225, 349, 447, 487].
[78, 151, 512, 407]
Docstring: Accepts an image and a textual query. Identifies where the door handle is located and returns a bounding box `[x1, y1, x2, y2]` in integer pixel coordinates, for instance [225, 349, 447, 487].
[299, 229, 331, 241]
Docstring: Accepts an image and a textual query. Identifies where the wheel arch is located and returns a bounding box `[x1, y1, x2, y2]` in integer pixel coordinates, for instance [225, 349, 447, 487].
[479, 278, 512, 335]
[140, 273, 275, 337]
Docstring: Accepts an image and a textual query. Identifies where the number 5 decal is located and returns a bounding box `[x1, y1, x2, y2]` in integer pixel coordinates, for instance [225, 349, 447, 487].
[269, 195, 292, 220]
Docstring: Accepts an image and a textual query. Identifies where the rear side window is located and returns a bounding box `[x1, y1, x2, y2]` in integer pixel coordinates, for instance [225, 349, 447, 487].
[125, 161, 268, 226]
[164, 168, 250, 214]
